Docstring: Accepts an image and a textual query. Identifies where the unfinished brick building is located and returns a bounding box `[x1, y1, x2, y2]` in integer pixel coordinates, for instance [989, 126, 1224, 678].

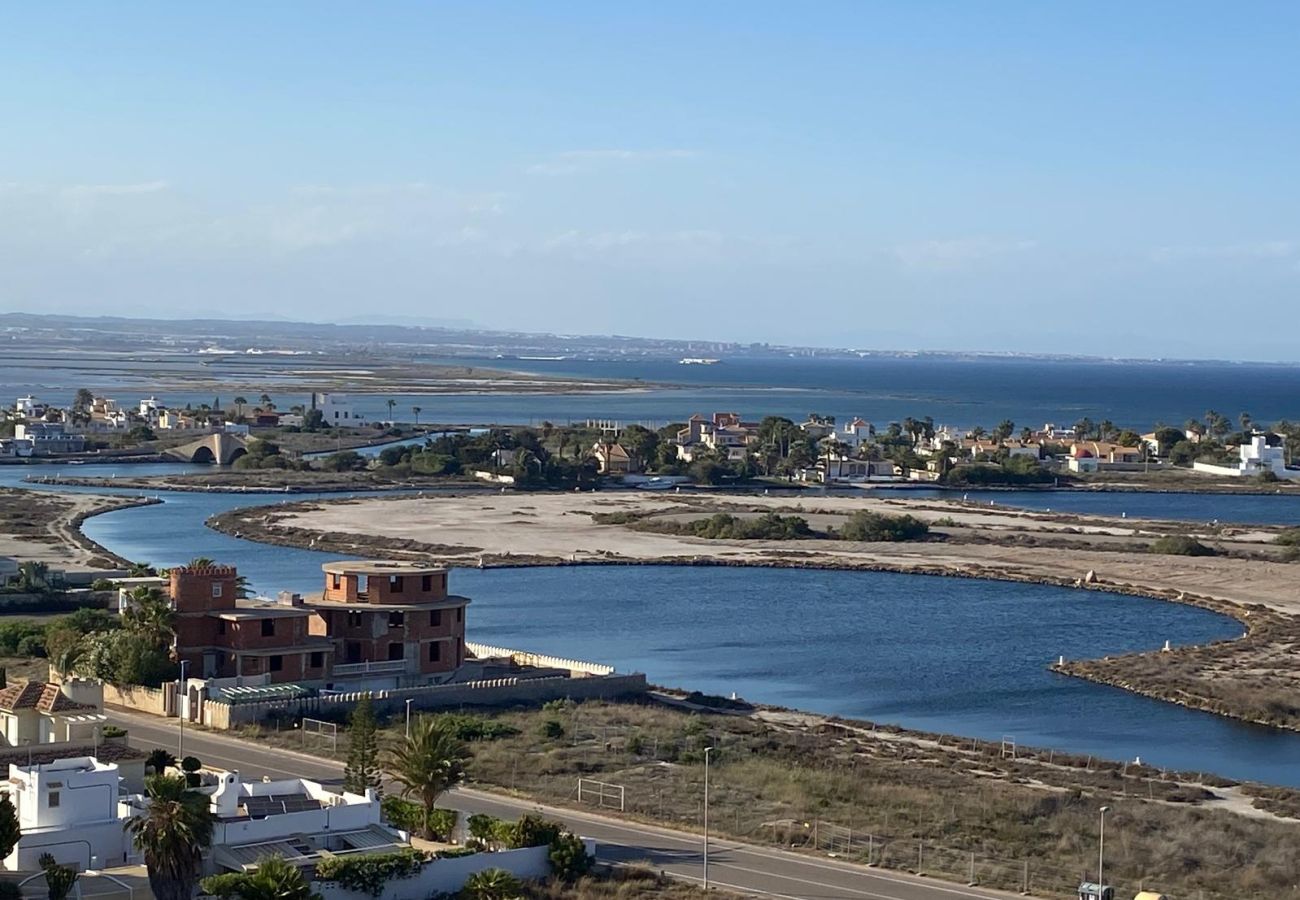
[306, 561, 469, 682]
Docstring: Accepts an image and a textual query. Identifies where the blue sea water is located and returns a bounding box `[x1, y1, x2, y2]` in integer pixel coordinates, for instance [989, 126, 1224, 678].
[7, 355, 1300, 430]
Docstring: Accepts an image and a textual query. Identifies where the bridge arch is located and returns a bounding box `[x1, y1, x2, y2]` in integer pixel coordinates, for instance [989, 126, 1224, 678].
[191, 446, 216, 464]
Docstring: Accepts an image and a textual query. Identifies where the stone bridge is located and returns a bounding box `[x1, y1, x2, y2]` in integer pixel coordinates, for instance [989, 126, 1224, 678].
[164, 433, 249, 466]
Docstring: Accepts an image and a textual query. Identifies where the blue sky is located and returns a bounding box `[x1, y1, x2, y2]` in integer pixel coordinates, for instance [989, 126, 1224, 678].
[2, 3, 1298, 359]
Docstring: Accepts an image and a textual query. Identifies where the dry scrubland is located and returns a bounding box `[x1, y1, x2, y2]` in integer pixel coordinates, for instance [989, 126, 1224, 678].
[245, 698, 1300, 900]
[213, 490, 1300, 730]
[0, 486, 144, 571]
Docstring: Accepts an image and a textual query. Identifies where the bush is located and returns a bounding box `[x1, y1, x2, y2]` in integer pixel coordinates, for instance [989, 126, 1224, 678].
[102, 724, 126, 739]
[435, 713, 519, 742]
[840, 511, 930, 542]
[500, 813, 561, 849]
[90, 578, 117, 591]
[549, 831, 594, 880]
[319, 450, 365, 472]
[314, 848, 428, 897]
[646, 512, 814, 540]
[539, 718, 564, 739]
[1150, 535, 1216, 556]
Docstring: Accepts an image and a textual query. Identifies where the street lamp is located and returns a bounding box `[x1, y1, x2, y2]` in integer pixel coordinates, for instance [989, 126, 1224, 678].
[177, 659, 190, 759]
[405, 698, 414, 739]
[703, 746, 715, 890]
[1098, 805, 1111, 896]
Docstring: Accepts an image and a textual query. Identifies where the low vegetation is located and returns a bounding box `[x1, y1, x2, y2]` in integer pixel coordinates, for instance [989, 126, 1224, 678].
[627, 510, 930, 543]
[243, 699, 1293, 900]
[1149, 534, 1217, 556]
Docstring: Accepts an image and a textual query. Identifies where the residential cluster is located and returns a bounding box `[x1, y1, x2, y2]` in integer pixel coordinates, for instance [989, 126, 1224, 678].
[587, 411, 1300, 484]
[0, 392, 358, 458]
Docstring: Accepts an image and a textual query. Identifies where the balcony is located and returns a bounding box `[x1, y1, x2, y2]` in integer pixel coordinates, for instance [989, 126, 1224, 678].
[331, 659, 407, 677]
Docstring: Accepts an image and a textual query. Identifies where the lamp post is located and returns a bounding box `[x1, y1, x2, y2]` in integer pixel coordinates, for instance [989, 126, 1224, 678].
[703, 746, 715, 890]
[405, 698, 414, 739]
[177, 659, 189, 759]
[1098, 805, 1111, 897]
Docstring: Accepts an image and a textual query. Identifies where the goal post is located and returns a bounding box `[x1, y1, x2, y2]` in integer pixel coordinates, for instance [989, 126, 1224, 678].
[302, 717, 339, 753]
[577, 777, 625, 811]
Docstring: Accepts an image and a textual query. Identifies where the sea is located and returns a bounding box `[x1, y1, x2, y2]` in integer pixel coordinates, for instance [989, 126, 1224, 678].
[6, 355, 1300, 431]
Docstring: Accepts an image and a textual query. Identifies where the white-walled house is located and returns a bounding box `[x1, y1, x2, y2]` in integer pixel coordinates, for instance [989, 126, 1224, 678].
[839, 418, 875, 449]
[1193, 433, 1300, 479]
[0, 680, 107, 747]
[206, 770, 402, 872]
[311, 393, 358, 425]
[4, 757, 142, 871]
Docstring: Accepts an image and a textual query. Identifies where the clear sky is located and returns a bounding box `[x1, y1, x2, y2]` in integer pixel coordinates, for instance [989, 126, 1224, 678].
[2, 3, 1298, 359]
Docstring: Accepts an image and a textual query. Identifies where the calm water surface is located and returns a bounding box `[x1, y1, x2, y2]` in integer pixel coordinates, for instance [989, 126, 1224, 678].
[5, 462, 1300, 784]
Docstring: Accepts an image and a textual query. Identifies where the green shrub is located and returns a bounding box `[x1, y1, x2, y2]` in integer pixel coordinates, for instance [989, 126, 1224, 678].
[90, 578, 117, 591]
[434, 713, 519, 742]
[314, 848, 427, 897]
[839, 511, 930, 542]
[539, 718, 564, 739]
[1150, 535, 1216, 556]
[548, 831, 594, 881]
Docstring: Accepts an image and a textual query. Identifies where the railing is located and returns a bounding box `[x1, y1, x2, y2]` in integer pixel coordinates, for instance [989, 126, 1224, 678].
[465, 641, 615, 676]
[330, 659, 408, 677]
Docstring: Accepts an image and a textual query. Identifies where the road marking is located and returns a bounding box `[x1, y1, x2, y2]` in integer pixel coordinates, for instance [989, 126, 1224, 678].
[115, 714, 1027, 900]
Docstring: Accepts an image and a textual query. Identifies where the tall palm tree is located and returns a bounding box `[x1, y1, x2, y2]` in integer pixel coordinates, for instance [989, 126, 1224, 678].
[122, 587, 175, 650]
[386, 398, 397, 422]
[385, 716, 469, 839]
[126, 774, 215, 900]
[411, 406, 422, 425]
[233, 396, 247, 417]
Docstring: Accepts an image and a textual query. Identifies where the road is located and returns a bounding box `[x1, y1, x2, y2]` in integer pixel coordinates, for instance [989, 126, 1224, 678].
[112, 709, 1031, 900]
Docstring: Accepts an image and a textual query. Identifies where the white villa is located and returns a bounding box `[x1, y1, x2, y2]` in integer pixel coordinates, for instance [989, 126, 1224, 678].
[1194, 433, 1300, 479]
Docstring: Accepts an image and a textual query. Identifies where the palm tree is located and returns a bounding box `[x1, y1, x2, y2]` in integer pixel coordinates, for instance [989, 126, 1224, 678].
[462, 868, 523, 900]
[385, 716, 469, 839]
[258, 393, 273, 410]
[386, 398, 397, 422]
[411, 406, 422, 425]
[233, 397, 247, 417]
[126, 774, 215, 900]
[122, 587, 175, 651]
[201, 855, 321, 900]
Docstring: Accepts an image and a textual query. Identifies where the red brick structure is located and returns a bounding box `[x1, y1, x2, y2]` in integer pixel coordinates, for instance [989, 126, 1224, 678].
[307, 561, 469, 681]
[170, 564, 334, 683]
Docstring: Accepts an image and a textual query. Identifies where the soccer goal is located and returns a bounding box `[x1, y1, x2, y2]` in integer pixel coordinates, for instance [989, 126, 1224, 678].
[577, 777, 625, 811]
[301, 717, 339, 753]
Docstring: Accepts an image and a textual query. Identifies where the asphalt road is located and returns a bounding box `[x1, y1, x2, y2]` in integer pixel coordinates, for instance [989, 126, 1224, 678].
[112, 709, 1031, 900]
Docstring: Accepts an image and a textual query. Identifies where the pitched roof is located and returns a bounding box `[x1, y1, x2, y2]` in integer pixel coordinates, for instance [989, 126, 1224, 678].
[0, 682, 97, 714]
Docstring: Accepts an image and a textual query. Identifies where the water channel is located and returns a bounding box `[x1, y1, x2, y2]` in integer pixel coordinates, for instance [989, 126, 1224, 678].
[4, 462, 1299, 785]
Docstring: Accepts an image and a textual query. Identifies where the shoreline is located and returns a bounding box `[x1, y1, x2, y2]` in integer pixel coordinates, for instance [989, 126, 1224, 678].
[205, 491, 1300, 735]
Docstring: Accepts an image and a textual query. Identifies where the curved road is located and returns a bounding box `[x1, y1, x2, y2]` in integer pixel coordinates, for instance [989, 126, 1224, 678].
[110, 708, 1033, 900]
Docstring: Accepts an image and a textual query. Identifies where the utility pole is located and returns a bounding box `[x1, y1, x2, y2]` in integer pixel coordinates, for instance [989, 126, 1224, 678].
[703, 746, 715, 890]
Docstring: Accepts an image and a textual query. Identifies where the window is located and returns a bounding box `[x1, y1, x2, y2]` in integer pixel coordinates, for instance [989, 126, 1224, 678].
[428, 641, 441, 662]
[389, 575, 404, 592]
[269, 655, 283, 672]
[429, 609, 442, 627]
[421, 574, 432, 592]
[456, 607, 463, 623]
[387, 642, 404, 661]
[347, 611, 363, 627]
[47, 791, 60, 808]
[388, 611, 404, 628]
[261, 619, 275, 637]
[212, 583, 223, 598]
[309, 651, 323, 668]
[217, 619, 226, 635]
[331, 573, 341, 590]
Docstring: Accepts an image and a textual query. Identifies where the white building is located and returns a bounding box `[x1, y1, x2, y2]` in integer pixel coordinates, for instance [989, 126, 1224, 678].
[138, 396, 165, 423]
[1193, 433, 1300, 479]
[206, 770, 401, 872]
[13, 422, 86, 454]
[839, 418, 875, 449]
[4, 756, 141, 871]
[0, 680, 107, 747]
[14, 397, 45, 418]
[311, 393, 358, 425]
